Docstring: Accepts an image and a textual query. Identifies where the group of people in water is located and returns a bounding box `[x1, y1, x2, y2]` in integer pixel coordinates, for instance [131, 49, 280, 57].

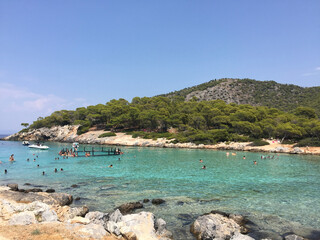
[3, 153, 65, 176]
[225, 152, 279, 165]
[59, 148, 78, 157]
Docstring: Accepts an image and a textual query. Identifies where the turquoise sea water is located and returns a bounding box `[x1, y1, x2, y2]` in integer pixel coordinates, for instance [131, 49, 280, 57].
[0, 140, 320, 239]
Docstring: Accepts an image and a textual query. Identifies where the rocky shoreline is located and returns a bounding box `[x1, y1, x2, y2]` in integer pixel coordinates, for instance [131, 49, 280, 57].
[3, 125, 320, 155]
[1, 184, 312, 240]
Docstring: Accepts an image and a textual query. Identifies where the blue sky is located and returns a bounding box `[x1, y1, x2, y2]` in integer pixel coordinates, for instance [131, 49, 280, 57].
[0, 0, 319, 133]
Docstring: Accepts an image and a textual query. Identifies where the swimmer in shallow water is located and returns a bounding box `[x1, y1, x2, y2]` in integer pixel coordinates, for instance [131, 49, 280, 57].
[253, 161, 257, 165]
[60, 168, 63, 171]
[199, 159, 203, 163]
[202, 165, 206, 169]
[9, 154, 15, 162]
[54, 168, 57, 173]
[42, 171, 45, 175]
[4, 169, 7, 174]
[109, 164, 113, 168]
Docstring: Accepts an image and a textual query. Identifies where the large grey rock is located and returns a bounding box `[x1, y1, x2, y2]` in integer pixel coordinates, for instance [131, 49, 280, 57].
[78, 223, 108, 239]
[9, 211, 36, 225]
[231, 232, 255, 240]
[68, 206, 89, 218]
[41, 209, 58, 222]
[50, 192, 73, 206]
[118, 211, 172, 240]
[190, 213, 243, 240]
[284, 234, 304, 240]
[109, 209, 122, 223]
[155, 218, 173, 239]
[85, 211, 109, 226]
[106, 221, 121, 236]
[293, 147, 303, 154]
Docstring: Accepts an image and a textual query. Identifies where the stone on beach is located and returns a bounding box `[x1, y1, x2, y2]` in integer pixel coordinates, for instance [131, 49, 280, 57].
[0, 186, 73, 206]
[9, 211, 36, 225]
[70, 216, 91, 224]
[190, 212, 253, 240]
[7, 183, 18, 191]
[85, 211, 109, 227]
[77, 223, 108, 239]
[41, 209, 58, 222]
[118, 211, 172, 240]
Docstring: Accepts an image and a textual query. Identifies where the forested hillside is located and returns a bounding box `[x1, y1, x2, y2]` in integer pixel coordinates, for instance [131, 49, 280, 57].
[160, 78, 320, 116]
[25, 96, 320, 146]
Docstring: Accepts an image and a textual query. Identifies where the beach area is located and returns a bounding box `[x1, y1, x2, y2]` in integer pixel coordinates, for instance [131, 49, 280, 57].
[3, 125, 320, 156]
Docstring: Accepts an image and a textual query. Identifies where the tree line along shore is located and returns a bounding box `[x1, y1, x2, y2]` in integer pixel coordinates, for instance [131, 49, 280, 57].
[18, 97, 320, 148]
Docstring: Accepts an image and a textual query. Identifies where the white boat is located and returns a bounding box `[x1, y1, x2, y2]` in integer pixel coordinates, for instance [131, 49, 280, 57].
[22, 141, 30, 146]
[72, 142, 79, 148]
[28, 144, 49, 150]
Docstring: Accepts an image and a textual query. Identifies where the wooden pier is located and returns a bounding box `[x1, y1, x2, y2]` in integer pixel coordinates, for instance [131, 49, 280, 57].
[59, 147, 122, 157]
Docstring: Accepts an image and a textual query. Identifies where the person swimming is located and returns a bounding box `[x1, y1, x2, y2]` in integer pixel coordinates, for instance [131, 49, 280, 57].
[202, 165, 206, 169]
[4, 169, 7, 174]
[37, 164, 39, 167]
[27, 158, 30, 162]
[60, 168, 64, 171]
[9, 154, 15, 162]
[253, 161, 257, 165]
[243, 156, 246, 159]
[109, 164, 113, 168]
[42, 171, 45, 175]
[199, 159, 203, 163]
[54, 168, 57, 173]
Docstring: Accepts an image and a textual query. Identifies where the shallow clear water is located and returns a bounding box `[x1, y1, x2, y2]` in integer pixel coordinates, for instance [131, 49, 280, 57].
[1, 140, 320, 239]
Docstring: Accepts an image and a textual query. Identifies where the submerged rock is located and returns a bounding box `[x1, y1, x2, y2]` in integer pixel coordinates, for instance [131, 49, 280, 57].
[118, 201, 143, 214]
[46, 188, 55, 193]
[151, 198, 165, 205]
[25, 188, 43, 193]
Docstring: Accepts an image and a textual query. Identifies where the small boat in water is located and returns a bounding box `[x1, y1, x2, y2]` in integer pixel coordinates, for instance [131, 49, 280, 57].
[22, 141, 30, 146]
[28, 143, 49, 150]
[72, 142, 79, 148]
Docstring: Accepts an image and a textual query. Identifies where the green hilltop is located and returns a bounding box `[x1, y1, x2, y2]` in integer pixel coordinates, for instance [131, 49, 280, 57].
[159, 78, 320, 116]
